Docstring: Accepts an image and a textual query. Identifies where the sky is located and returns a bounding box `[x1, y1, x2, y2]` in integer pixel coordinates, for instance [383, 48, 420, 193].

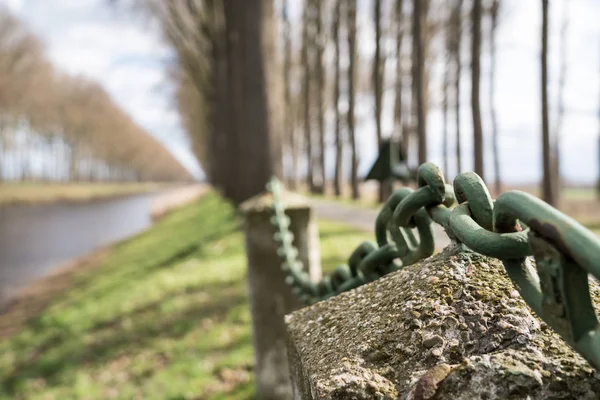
[1, 0, 599, 185]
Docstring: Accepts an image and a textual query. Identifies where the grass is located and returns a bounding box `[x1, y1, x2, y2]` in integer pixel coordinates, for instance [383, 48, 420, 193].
[0, 192, 370, 400]
[0, 182, 173, 207]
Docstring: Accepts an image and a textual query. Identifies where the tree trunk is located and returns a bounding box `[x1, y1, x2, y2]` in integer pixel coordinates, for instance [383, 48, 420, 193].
[333, 0, 343, 198]
[393, 0, 404, 152]
[9, 129, 19, 181]
[374, 0, 389, 202]
[347, 0, 359, 200]
[471, 0, 484, 179]
[442, 0, 452, 180]
[283, 0, 297, 190]
[223, 0, 244, 197]
[412, 0, 428, 165]
[302, 3, 314, 192]
[597, 38, 600, 198]
[222, 0, 282, 205]
[22, 131, 32, 182]
[453, 0, 463, 174]
[0, 139, 3, 183]
[205, 0, 232, 197]
[315, 0, 326, 194]
[555, 0, 568, 196]
[69, 142, 79, 182]
[541, 0, 557, 206]
[442, 50, 449, 179]
[402, 123, 410, 167]
[490, 0, 500, 195]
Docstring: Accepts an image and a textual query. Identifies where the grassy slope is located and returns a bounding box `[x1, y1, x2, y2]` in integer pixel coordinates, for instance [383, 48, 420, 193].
[0, 182, 170, 207]
[0, 192, 370, 400]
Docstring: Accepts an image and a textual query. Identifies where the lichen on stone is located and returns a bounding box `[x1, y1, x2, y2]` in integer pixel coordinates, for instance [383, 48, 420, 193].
[285, 243, 600, 399]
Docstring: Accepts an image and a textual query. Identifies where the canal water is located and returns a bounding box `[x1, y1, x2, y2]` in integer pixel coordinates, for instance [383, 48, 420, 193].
[0, 194, 155, 299]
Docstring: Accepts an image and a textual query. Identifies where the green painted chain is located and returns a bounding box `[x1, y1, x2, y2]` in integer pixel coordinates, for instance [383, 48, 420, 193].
[268, 162, 600, 370]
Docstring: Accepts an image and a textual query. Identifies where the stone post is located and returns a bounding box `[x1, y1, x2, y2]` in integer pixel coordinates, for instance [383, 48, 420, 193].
[286, 245, 600, 399]
[241, 190, 322, 400]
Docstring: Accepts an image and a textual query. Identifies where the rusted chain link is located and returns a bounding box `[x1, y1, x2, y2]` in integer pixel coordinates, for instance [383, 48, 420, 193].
[268, 162, 600, 370]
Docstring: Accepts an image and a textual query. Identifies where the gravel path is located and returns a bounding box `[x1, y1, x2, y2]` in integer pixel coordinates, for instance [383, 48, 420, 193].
[150, 184, 208, 219]
[309, 198, 451, 250]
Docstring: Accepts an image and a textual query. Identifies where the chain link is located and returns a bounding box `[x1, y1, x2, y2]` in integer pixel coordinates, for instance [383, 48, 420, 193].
[268, 162, 600, 370]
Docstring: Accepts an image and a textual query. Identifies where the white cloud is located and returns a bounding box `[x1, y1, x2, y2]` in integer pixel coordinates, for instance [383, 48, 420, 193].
[3, 0, 22, 12]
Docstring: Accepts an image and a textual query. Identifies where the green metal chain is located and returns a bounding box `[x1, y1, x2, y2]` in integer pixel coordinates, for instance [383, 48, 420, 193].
[268, 162, 600, 370]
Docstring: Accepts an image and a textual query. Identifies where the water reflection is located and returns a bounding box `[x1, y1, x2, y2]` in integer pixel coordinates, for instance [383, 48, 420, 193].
[0, 194, 154, 297]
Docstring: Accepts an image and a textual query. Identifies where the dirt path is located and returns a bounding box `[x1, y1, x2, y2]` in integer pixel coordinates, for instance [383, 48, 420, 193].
[309, 198, 451, 250]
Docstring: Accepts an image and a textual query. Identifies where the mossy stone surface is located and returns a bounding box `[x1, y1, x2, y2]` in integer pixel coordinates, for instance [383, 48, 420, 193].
[285, 244, 600, 399]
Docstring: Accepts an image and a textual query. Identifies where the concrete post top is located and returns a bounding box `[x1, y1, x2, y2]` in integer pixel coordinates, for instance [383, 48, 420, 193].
[240, 189, 311, 214]
[285, 245, 600, 399]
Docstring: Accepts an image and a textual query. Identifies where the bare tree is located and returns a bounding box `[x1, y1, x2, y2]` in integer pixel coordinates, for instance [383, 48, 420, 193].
[302, 2, 314, 192]
[554, 0, 568, 194]
[204, 0, 232, 193]
[597, 37, 600, 198]
[141, 0, 229, 185]
[393, 0, 404, 153]
[541, 0, 557, 206]
[471, 0, 484, 178]
[490, 0, 500, 194]
[442, 4, 450, 178]
[131, 0, 284, 198]
[222, 0, 282, 203]
[347, 0, 359, 200]
[374, 0, 389, 201]
[412, 0, 428, 164]
[449, 0, 463, 174]
[282, 0, 298, 189]
[333, 0, 343, 197]
[314, 0, 326, 194]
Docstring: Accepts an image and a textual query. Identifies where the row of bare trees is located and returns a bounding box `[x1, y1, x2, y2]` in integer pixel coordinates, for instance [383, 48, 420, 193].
[139, 0, 572, 206]
[279, 0, 493, 202]
[0, 9, 191, 183]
